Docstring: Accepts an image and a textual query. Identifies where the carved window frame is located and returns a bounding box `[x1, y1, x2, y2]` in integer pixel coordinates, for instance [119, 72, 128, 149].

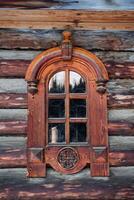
[25, 32, 109, 177]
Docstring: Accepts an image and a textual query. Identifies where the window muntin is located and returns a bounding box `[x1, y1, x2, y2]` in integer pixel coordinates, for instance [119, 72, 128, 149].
[48, 70, 87, 144]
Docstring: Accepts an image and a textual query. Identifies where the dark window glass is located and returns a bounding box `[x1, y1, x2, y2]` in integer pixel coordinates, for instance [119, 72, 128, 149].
[70, 99, 86, 118]
[49, 71, 65, 93]
[48, 99, 65, 118]
[70, 123, 87, 143]
[70, 71, 85, 93]
[48, 123, 65, 143]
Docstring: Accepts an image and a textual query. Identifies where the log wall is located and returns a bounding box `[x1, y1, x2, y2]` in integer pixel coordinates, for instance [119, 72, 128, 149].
[0, 2, 134, 199]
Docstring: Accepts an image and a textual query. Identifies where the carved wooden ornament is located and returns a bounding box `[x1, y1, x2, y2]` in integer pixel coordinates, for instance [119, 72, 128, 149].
[25, 31, 109, 177]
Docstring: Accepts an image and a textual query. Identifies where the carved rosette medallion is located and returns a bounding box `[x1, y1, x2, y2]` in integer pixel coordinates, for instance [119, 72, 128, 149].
[57, 147, 79, 169]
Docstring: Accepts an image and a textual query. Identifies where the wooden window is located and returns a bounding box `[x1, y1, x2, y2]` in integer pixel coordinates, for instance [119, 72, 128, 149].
[25, 31, 109, 178]
[48, 70, 87, 145]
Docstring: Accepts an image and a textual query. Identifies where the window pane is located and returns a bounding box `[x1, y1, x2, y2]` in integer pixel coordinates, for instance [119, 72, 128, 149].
[48, 123, 65, 144]
[48, 99, 65, 118]
[70, 123, 87, 143]
[70, 71, 86, 93]
[49, 71, 65, 93]
[70, 99, 86, 117]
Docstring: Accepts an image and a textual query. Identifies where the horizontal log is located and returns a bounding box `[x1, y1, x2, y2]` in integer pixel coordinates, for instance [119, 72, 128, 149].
[0, 120, 133, 136]
[0, 93, 27, 109]
[0, 136, 134, 168]
[0, 167, 134, 200]
[0, 93, 133, 109]
[0, 29, 134, 51]
[0, 0, 133, 10]
[0, 59, 134, 79]
[0, 10, 134, 30]
[0, 50, 134, 63]
[0, 108, 133, 122]
[0, 121, 27, 135]
[0, 79, 133, 95]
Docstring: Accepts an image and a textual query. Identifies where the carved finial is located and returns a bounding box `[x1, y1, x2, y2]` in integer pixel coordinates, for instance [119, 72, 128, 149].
[61, 31, 72, 61]
[62, 31, 71, 41]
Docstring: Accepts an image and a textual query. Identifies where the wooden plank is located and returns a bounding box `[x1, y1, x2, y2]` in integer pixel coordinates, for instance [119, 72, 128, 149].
[0, 10, 133, 23]
[0, 136, 134, 168]
[0, 30, 134, 51]
[0, 167, 134, 200]
[0, 60, 134, 79]
[0, 10, 134, 30]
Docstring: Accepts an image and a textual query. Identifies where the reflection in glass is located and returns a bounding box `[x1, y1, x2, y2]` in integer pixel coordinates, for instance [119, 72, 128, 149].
[48, 123, 65, 143]
[49, 71, 65, 93]
[70, 99, 86, 117]
[48, 99, 65, 118]
[70, 71, 86, 93]
[70, 123, 87, 143]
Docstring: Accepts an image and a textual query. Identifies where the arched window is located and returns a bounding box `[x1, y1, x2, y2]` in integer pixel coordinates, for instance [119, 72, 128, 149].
[25, 31, 109, 177]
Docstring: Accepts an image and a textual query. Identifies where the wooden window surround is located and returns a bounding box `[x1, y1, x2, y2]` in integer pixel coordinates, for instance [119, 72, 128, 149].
[25, 31, 109, 177]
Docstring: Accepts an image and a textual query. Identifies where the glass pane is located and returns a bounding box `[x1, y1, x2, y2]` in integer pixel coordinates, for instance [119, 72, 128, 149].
[70, 123, 87, 143]
[48, 99, 65, 118]
[49, 71, 65, 93]
[70, 99, 86, 117]
[48, 123, 65, 144]
[70, 71, 86, 93]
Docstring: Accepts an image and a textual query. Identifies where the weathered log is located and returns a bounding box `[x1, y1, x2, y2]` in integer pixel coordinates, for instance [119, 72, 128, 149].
[0, 78, 133, 94]
[0, 136, 134, 168]
[0, 59, 134, 79]
[108, 122, 134, 136]
[0, 121, 27, 135]
[0, 60, 29, 77]
[108, 94, 134, 109]
[0, 108, 133, 122]
[0, 0, 133, 10]
[0, 50, 134, 62]
[0, 10, 134, 30]
[0, 93, 27, 108]
[0, 120, 133, 136]
[0, 93, 133, 109]
[0, 167, 134, 200]
[0, 29, 134, 51]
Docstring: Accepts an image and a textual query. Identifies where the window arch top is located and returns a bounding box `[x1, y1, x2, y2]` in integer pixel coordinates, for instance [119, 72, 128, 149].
[48, 70, 86, 94]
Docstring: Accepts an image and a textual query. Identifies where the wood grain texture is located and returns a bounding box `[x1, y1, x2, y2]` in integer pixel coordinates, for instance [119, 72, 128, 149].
[0, 10, 134, 30]
[0, 167, 134, 200]
[0, 29, 134, 51]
